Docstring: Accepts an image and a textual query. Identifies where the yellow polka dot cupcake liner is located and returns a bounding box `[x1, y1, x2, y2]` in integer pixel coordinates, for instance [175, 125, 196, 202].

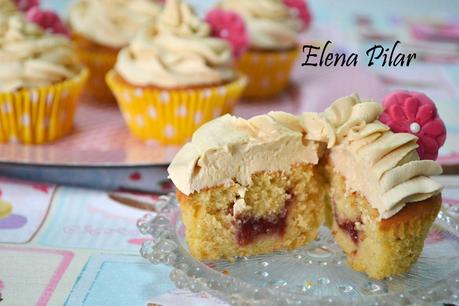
[236, 47, 300, 99]
[0, 199, 12, 219]
[74, 44, 118, 102]
[106, 70, 247, 145]
[0, 68, 89, 145]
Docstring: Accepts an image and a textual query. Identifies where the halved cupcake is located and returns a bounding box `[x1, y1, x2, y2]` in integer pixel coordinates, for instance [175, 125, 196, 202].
[170, 112, 328, 259]
[304, 93, 444, 279]
[168, 92, 444, 280]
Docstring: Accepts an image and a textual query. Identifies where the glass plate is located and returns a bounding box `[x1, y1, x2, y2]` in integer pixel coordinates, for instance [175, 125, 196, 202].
[137, 194, 459, 306]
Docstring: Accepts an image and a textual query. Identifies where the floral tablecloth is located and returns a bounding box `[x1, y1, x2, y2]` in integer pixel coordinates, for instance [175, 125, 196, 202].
[0, 176, 458, 305]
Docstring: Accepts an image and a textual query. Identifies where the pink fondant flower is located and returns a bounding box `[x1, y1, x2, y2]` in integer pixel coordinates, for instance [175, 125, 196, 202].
[283, 0, 312, 31]
[13, 0, 39, 12]
[26, 6, 69, 36]
[379, 91, 447, 160]
[205, 9, 249, 59]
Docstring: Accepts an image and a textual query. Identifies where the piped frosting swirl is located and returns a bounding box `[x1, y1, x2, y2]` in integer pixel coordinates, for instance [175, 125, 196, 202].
[115, 0, 236, 88]
[219, 0, 301, 50]
[311, 94, 443, 219]
[69, 0, 162, 48]
[0, 16, 80, 92]
[168, 94, 443, 220]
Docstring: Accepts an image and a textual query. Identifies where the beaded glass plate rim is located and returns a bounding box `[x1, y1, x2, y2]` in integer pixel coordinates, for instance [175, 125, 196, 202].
[137, 194, 459, 306]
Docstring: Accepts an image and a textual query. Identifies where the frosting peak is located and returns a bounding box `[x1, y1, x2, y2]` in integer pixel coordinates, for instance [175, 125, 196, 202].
[115, 0, 236, 88]
[69, 0, 162, 48]
[157, 0, 210, 37]
[219, 0, 301, 50]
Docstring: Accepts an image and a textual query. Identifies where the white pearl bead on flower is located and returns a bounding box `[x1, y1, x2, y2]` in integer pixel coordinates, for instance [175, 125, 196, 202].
[410, 122, 421, 134]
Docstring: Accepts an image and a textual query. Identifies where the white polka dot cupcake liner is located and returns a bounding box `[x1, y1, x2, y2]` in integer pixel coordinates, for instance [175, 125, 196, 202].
[236, 46, 300, 99]
[106, 70, 247, 145]
[0, 68, 89, 144]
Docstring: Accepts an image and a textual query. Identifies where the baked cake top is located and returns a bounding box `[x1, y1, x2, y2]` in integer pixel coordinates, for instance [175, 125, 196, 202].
[168, 93, 443, 220]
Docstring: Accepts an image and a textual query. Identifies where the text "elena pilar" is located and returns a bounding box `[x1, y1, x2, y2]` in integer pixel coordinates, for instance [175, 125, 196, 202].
[301, 40, 416, 67]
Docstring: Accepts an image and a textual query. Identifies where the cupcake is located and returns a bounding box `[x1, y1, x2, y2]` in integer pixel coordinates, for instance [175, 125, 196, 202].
[0, 15, 88, 144]
[106, 0, 247, 145]
[68, 0, 162, 102]
[218, 0, 310, 99]
[168, 92, 444, 279]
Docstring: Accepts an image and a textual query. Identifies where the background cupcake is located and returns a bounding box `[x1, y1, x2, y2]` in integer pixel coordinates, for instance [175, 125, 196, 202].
[106, 0, 247, 145]
[0, 15, 88, 144]
[219, 0, 310, 99]
[68, 0, 162, 102]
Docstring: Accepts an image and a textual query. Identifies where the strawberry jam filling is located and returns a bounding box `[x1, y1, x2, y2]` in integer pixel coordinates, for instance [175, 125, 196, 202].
[234, 192, 294, 246]
[337, 219, 360, 244]
[332, 200, 361, 244]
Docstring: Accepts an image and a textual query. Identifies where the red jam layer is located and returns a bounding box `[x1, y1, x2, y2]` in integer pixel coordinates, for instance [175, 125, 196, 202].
[337, 220, 360, 244]
[332, 200, 361, 244]
[234, 193, 294, 246]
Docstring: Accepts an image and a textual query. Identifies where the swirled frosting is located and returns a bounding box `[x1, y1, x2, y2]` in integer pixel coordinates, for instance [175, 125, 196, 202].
[115, 0, 236, 88]
[69, 0, 162, 48]
[168, 112, 325, 195]
[0, 16, 80, 91]
[168, 94, 443, 220]
[219, 0, 301, 50]
[303, 94, 443, 219]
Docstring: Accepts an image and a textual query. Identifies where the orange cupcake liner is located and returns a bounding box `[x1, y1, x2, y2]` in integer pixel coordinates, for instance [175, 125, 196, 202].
[236, 47, 300, 99]
[0, 68, 89, 145]
[106, 70, 247, 145]
[74, 39, 118, 102]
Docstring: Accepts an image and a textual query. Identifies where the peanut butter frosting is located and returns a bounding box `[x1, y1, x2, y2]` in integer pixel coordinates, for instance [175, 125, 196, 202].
[168, 94, 443, 220]
[115, 0, 236, 88]
[69, 0, 162, 48]
[0, 16, 80, 92]
[168, 112, 325, 195]
[219, 0, 301, 50]
[316, 94, 442, 219]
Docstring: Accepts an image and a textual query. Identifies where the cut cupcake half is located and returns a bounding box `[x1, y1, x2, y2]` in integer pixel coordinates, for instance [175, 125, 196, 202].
[169, 111, 328, 259]
[177, 162, 328, 260]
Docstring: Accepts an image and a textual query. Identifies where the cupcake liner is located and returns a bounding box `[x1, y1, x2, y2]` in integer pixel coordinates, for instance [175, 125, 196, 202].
[73, 35, 119, 102]
[236, 47, 300, 99]
[106, 70, 247, 145]
[0, 68, 89, 145]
